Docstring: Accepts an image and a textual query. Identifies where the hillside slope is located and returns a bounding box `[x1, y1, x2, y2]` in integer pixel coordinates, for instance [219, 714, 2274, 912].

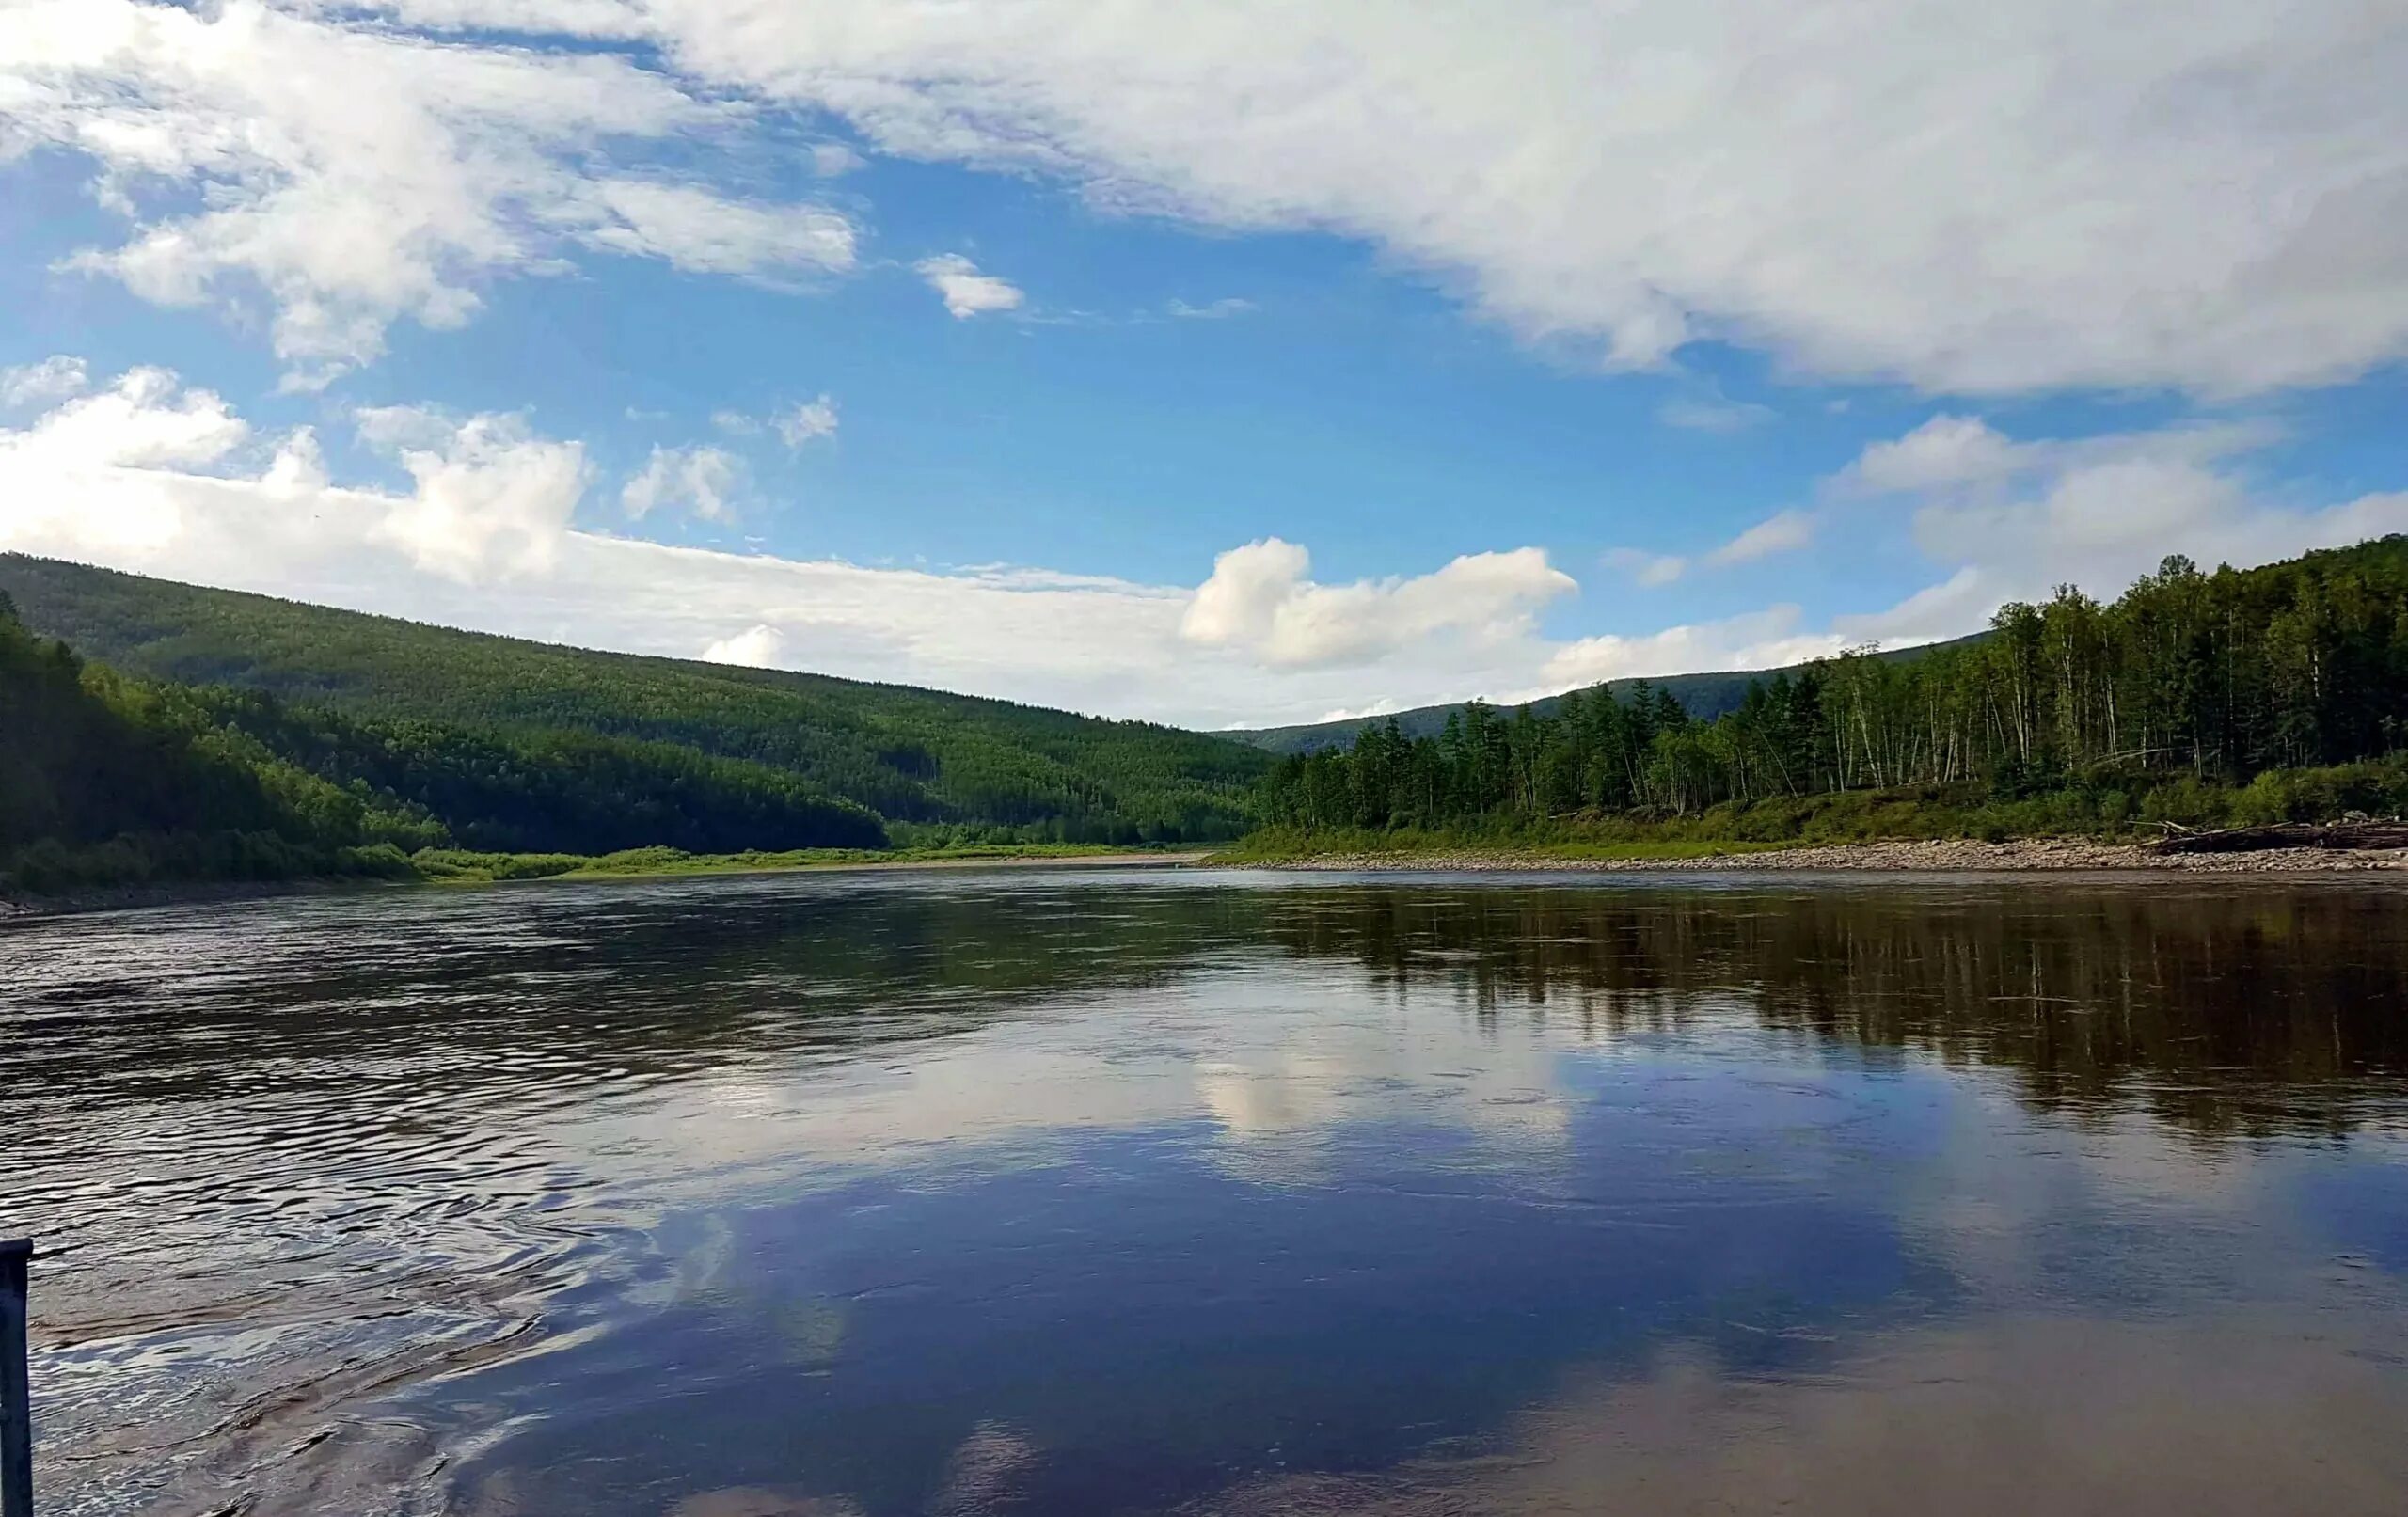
[1, 591, 428, 890]
[1234, 638, 1983, 755]
[0, 555, 1268, 844]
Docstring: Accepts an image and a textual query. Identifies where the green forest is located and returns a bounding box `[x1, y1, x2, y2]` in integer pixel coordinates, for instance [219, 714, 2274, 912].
[0, 555, 1271, 895]
[12, 538, 2408, 898]
[1256, 537, 2408, 847]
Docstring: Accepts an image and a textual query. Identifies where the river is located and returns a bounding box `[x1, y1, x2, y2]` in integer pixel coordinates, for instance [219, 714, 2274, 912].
[5, 869, 2407, 1515]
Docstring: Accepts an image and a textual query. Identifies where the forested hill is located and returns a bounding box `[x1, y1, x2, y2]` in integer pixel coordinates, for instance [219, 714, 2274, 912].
[1258, 536, 2408, 839]
[1235, 638, 1980, 755]
[0, 555, 1269, 850]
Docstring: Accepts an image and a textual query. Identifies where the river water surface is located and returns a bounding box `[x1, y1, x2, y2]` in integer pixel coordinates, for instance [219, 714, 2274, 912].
[6, 869, 2408, 1515]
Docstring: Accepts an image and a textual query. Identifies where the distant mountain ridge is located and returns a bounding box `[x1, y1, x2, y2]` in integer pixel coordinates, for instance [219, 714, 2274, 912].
[1231, 637, 1985, 755]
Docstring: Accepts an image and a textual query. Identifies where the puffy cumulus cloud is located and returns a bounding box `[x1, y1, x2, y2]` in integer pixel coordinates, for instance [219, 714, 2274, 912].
[1180, 538, 1576, 669]
[913, 254, 1024, 319]
[702, 624, 784, 667]
[1842, 415, 2035, 495]
[1830, 414, 2408, 646]
[4, 0, 855, 383]
[370, 412, 586, 580]
[13, 362, 2404, 730]
[0, 367, 258, 559]
[623, 443, 741, 521]
[0, 368, 582, 585]
[624, 0, 2408, 396]
[0, 356, 90, 408]
[0, 361, 1589, 725]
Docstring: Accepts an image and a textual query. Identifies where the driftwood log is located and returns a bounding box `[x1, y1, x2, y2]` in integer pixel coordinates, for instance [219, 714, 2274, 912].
[2150, 821, 2408, 854]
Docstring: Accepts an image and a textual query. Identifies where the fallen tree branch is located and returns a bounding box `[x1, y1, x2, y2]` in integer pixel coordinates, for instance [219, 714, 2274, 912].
[2150, 820, 2408, 854]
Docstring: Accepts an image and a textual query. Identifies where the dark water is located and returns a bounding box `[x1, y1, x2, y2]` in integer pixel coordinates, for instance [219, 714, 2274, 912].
[6, 870, 2408, 1517]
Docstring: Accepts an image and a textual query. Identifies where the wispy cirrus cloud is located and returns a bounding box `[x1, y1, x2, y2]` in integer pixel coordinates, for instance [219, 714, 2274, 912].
[1603, 510, 1815, 588]
[774, 396, 840, 448]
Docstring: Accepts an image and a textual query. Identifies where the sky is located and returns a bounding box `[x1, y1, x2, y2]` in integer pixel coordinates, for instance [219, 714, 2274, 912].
[3, 1, 2406, 730]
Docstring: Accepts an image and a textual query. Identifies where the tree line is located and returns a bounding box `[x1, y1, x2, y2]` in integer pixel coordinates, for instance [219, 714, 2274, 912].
[1259, 538, 2408, 834]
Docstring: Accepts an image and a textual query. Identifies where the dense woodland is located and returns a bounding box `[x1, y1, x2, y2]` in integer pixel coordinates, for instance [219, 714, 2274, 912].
[0, 590, 423, 889]
[0, 555, 1267, 878]
[14, 540, 2408, 896]
[1259, 538, 2408, 839]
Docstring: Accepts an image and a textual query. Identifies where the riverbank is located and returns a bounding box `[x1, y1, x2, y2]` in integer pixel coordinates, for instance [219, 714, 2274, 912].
[1238, 836, 2408, 874]
[1, 845, 1214, 922]
[410, 842, 1210, 883]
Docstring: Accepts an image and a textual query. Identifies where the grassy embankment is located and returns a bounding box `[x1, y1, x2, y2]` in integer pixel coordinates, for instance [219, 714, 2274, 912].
[1219, 757, 2408, 863]
[410, 841, 1186, 882]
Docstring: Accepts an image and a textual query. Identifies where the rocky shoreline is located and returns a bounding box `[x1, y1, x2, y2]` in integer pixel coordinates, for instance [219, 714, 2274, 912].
[1251, 837, 2408, 875]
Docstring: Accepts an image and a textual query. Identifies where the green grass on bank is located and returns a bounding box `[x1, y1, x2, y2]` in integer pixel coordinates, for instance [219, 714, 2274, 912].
[1213, 830, 1807, 864]
[0, 837, 1190, 903]
[1222, 758, 2408, 862]
[409, 841, 1185, 883]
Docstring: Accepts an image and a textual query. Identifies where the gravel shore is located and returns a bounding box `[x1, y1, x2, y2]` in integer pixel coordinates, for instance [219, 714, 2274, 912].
[1254, 838, 2408, 874]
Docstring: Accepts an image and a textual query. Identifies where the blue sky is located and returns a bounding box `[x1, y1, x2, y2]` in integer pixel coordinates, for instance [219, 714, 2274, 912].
[4, 2, 2406, 727]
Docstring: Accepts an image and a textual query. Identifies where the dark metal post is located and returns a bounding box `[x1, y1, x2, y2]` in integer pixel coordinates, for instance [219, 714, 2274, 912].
[0, 1239, 29, 1517]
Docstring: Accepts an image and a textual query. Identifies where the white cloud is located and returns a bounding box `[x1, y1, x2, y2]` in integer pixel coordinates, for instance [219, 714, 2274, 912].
[706, 397, 837, 448]
[774, 395, 840, 448]
[1309, 698, 1408, 724]
[578, 180, 855, 277]
[3, 0, 854, 382]
[0, 362, 1588, 725]
[11, 4, 2406, 396]
[1843, 415, 2031, 495]
[622, 444, 741, 521]
[702, 624, 784, 667]
[9, 363, 2405, 730]
[913, 254, 1025, 319]
[1830, 415, 2408, 646]
[1180, 537, 1576, 669]
[618, 0, 2408, 396]
[0, 356, 90, 408]
[363, 410, 587, 581]
[809, 142, 867, 177]
[0, 368, 583, 583]
[1532, 606, 1846, 694]
[1602, 547, 1688, 587]
[1703, 508, 1814, 565]
[1605, 510, 1812, 586]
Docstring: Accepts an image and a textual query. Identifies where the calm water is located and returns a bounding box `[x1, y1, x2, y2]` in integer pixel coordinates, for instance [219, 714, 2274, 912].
[6, 869, 2408, 1516]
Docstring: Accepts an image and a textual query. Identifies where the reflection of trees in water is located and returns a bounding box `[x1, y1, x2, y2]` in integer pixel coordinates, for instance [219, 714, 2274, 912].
[1255, 885, 2408, 1140]
[15, 880, 2404, 1145]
